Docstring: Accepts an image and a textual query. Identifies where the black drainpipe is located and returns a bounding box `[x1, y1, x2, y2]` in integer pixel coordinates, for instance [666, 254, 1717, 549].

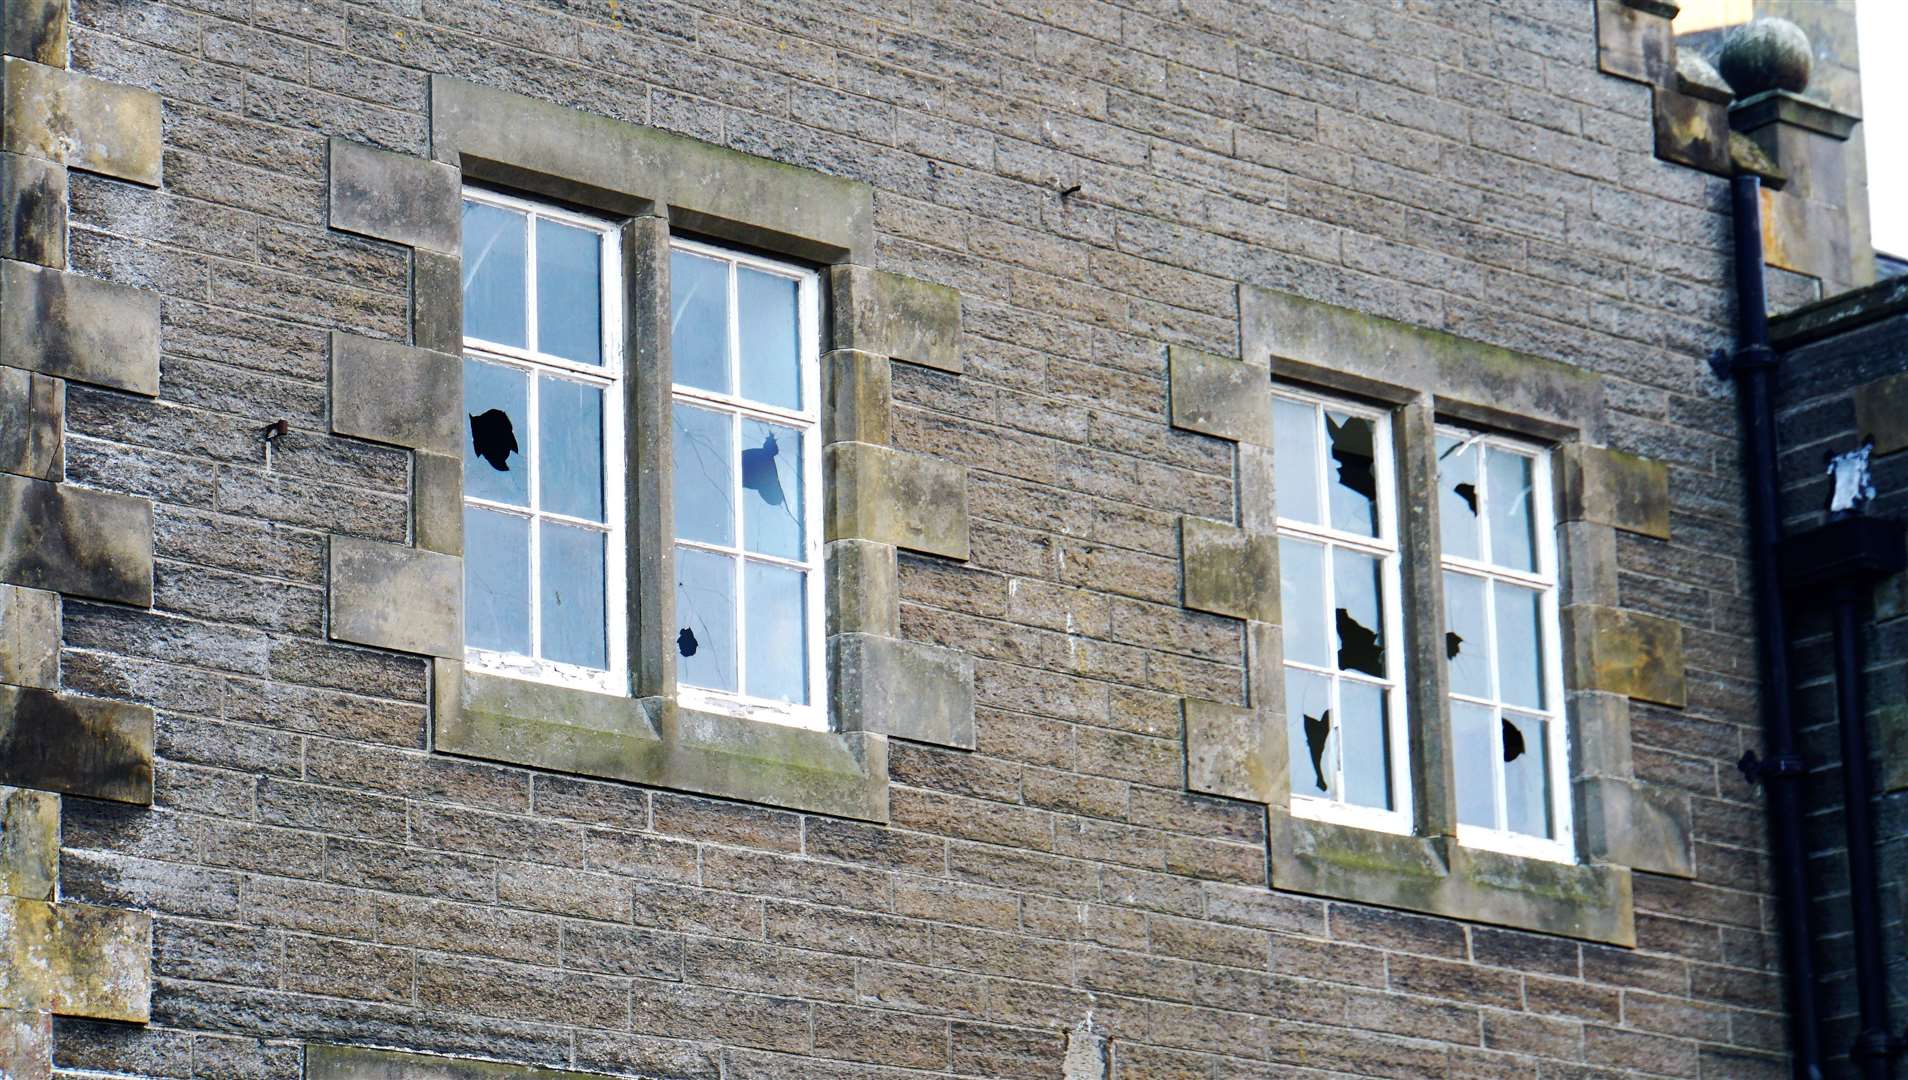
[1718, 171, 1824, 1080]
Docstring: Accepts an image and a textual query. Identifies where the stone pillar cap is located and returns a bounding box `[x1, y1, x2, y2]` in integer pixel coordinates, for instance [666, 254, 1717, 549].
[1728, 89, 1860, 140]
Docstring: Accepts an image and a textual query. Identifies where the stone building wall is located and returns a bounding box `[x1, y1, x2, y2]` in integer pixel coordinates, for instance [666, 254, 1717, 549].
[22, 0, 1790, 1077]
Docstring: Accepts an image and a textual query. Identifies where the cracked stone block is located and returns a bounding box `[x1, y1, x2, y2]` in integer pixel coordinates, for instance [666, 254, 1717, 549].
[830, 266, 961, 373]
[413, 451, 462, 556]
[824, 442, 969, 561]
[1168, 346, 1270, 447]
[824, 349, 893, 446]
[1558, 444, 1671, 540]
[328, 138, 461, 256]
[0, 475, 154, 607]
[329, 536, 462, 659]
[1184, 697, 1272, 803]
[0, 153, 64, 268]
[330, 332, 462, 455]
[0, 366, 60, 482]
[0, 685, 154, 805]
[1562, 604, 1686, 708]
[0, 584, 57, 691]
[1, 58, 160, 186]
[0, 787, 58, 901]
[825, 539, 897, 637]
[0, 896, 151, 1022]
[1180, 516, 1279, 624]
[830, 632, 973, 748]
[0, 259, 160, 396]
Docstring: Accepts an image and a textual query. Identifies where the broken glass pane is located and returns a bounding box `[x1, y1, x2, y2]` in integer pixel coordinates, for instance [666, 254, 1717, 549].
[676, 546, 736, 692]
[1442, 570, 1490, 699]
[1333, 549, 1386, 678]
[738, 266, 801, 410]
[535, 218, 602, 366]
[1285, 668, 1334, 799]
[540, 522, 606, 669]
[464, 359, 529, 506]
[1494, 582, 1547, 710]
[1273, 397, 1320, 526]
[462, 200, 526, 349]
[538, 376, 603, 522]
[1437, 434, 1479, 560]
[1486, 447, 1537, 572]
[464, 507, 529, 655]
[741, 418, 803, 559]
[672, 403, 734, 546]
[1278, 537, 1327, 668]
[1450, 701, 1497, 828]
[1339, 679, 1391, 810]
[1325, 411, 1379, 537]
[745, 561, 806, 705]
[1503, 711, 1551, 837]
[671, 250, 730, 394]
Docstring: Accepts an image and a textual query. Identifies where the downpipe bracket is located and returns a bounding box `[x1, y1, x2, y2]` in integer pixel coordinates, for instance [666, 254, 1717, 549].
[1711, 344, 1778, 378]
[1738, 749, 1806, 787]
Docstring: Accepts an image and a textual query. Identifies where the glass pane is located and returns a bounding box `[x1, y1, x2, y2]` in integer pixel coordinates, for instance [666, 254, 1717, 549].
[1437, 435, 1480, 560]
[1273, 398, 1320, 525]
[1442, 570, 1491, 699]
[464, 507, 529, 655]
[1339, 679, 1391, 810]
[738, 266, 801, 410]
[464, 359, 529, 506]
[1486, 448, 1537, 571]
[1451, 701, 1497, 828]
[1494, 583, 1547, 710]
[1503, 712, 1551, 838]
[1325, 411, 1379, 537]
[538, 376, 604, 521]
[675, 546, 736, 692]
[462, 201, 526, 348]
[1285, 668, 1334, 800]
[1332, 549, 1386, 679]
[672, 403, 734, 546]
[744, 561, 807, 705]
[741, 419, 803, 559]
[671, 250, 730, 394]
[535, 218, 602, 366]
[1278, 537, 1328, 668]
[540, 522, 607, 670]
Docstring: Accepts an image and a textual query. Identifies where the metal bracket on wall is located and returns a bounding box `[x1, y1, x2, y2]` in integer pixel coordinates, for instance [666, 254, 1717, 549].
[1736, 748, 1806, 787]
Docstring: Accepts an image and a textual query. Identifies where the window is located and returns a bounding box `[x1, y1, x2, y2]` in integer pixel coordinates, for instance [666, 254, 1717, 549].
[1437, 429, 1572, 861]
[668, 239, 824, 729]
[459, 189, 627, 695]
[1272, 390, 1412, 834]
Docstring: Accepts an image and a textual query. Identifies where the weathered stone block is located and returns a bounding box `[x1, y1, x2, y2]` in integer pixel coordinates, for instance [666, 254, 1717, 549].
[0, 896, 150, 1021]
[310, 1043, 614, 1080]
[824, 349, 892, 446]
[1183, 697, 1272, 803]
[825, 442, 969, 561]
[825, 539, 896, 637]
[0, 366, 59, 482]
[0, 686, 153, 804]
[0, 475, 154, 607]
[0, 1006, 49, 1080]
[1652, 89, 1730, 176]
[830, 632, 974, 749]
[0, 259, 160, 396]
[329, 536, 462, 659]
[412, 249, 464, 356]
[1558, 445, 1670, 539]
[831, 266, 961, 373]
[328, 139, 460, 256]
[413, 451, 462, 556]
[1854, 373, 1908, 457]
[0, 0, 63, 66]
[1168, 346, 1269, 447]
[1180, 516, 1278, 624]
[1579, 777, 1694, 878]
[1558, 521, 1620, 608]
[1596, 0, 1674, 88]
[1, 58, 160, 186]
[1879, 704, 1908, 794]
[0, 786, 57, 900]
[0, 153, 63, 268]
[330, 332, 462, 455]
[1562, 604, 1686, 707]
[0, 584, 57, 690]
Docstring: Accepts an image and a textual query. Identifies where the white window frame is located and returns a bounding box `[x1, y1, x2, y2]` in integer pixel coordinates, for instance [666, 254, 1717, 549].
[460, 187, 629, 697]
[669, 237, 826, 731]
[1273, 388, 1414, 835]
[1436, 427, 1574, 864]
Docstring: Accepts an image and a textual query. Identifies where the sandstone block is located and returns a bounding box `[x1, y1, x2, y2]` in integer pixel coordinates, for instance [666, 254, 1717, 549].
[1168, 346, 1269, 447]
[830, 632, 974, 749]
[2, 58, 160, 185]
[1558, 445, 1671, 539]
[329, 536, 463, 659]
[1180, 516, 1278, 624]
[831, 266, 961, 372]
[330, 331, 462, 455]
[0, 366, 60, 482]
[0, 259, 160, 396]
[0, 685, 154, 804]
[1562, 604, 1686, 707]
[0, 474, 154, 607]
[825, 442, 969, 561]
[328, 138, 461, 256]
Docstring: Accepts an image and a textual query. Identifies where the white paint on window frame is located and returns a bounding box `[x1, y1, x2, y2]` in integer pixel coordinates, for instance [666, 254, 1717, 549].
[460, 186, 630, 698]
[1272, 388, 1415, 836]
[668, 237, 827, 732]
[1437, 427, 1575, 865]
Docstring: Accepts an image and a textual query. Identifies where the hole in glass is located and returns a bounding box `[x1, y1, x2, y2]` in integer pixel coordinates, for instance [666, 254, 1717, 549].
[469, 409, 518, 472]
[1303, 707, 1331, 793]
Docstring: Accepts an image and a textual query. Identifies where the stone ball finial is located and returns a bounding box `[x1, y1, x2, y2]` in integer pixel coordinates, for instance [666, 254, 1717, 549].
[1716, 17, 1813, 97]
